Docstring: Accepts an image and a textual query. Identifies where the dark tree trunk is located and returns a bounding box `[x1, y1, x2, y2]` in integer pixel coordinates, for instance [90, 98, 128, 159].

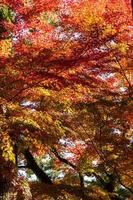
[23, 149, 53, 184]
[0, 180, 10, 200]
[0, 161, 17, 200]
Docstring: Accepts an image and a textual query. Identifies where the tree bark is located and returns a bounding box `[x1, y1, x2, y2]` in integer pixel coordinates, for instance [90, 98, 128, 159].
[23, 149, 53, 184]
[0, 161, 17, 200]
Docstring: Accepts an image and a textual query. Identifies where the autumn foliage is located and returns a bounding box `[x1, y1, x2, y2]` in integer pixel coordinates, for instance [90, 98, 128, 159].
[0, 0, 133, 200]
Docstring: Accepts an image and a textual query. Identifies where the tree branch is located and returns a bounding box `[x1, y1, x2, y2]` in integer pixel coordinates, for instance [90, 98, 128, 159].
[114, 168, 133, 194]
[18, 165, 29, 169]
[51, 147, 84, 188]
[51, 147, 76, 169]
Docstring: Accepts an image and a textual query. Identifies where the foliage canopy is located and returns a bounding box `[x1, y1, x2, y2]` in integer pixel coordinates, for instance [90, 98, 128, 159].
[0, 0, 133, 200]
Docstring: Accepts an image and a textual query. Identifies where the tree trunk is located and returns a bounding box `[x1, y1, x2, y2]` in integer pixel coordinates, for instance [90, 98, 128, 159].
[0, 181, 10, 200]
[23, 149, 53, 184]
[0, 161, 17, 200]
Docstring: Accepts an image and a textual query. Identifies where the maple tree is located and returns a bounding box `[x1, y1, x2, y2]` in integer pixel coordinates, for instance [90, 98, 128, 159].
[0, 0, 133, 200]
